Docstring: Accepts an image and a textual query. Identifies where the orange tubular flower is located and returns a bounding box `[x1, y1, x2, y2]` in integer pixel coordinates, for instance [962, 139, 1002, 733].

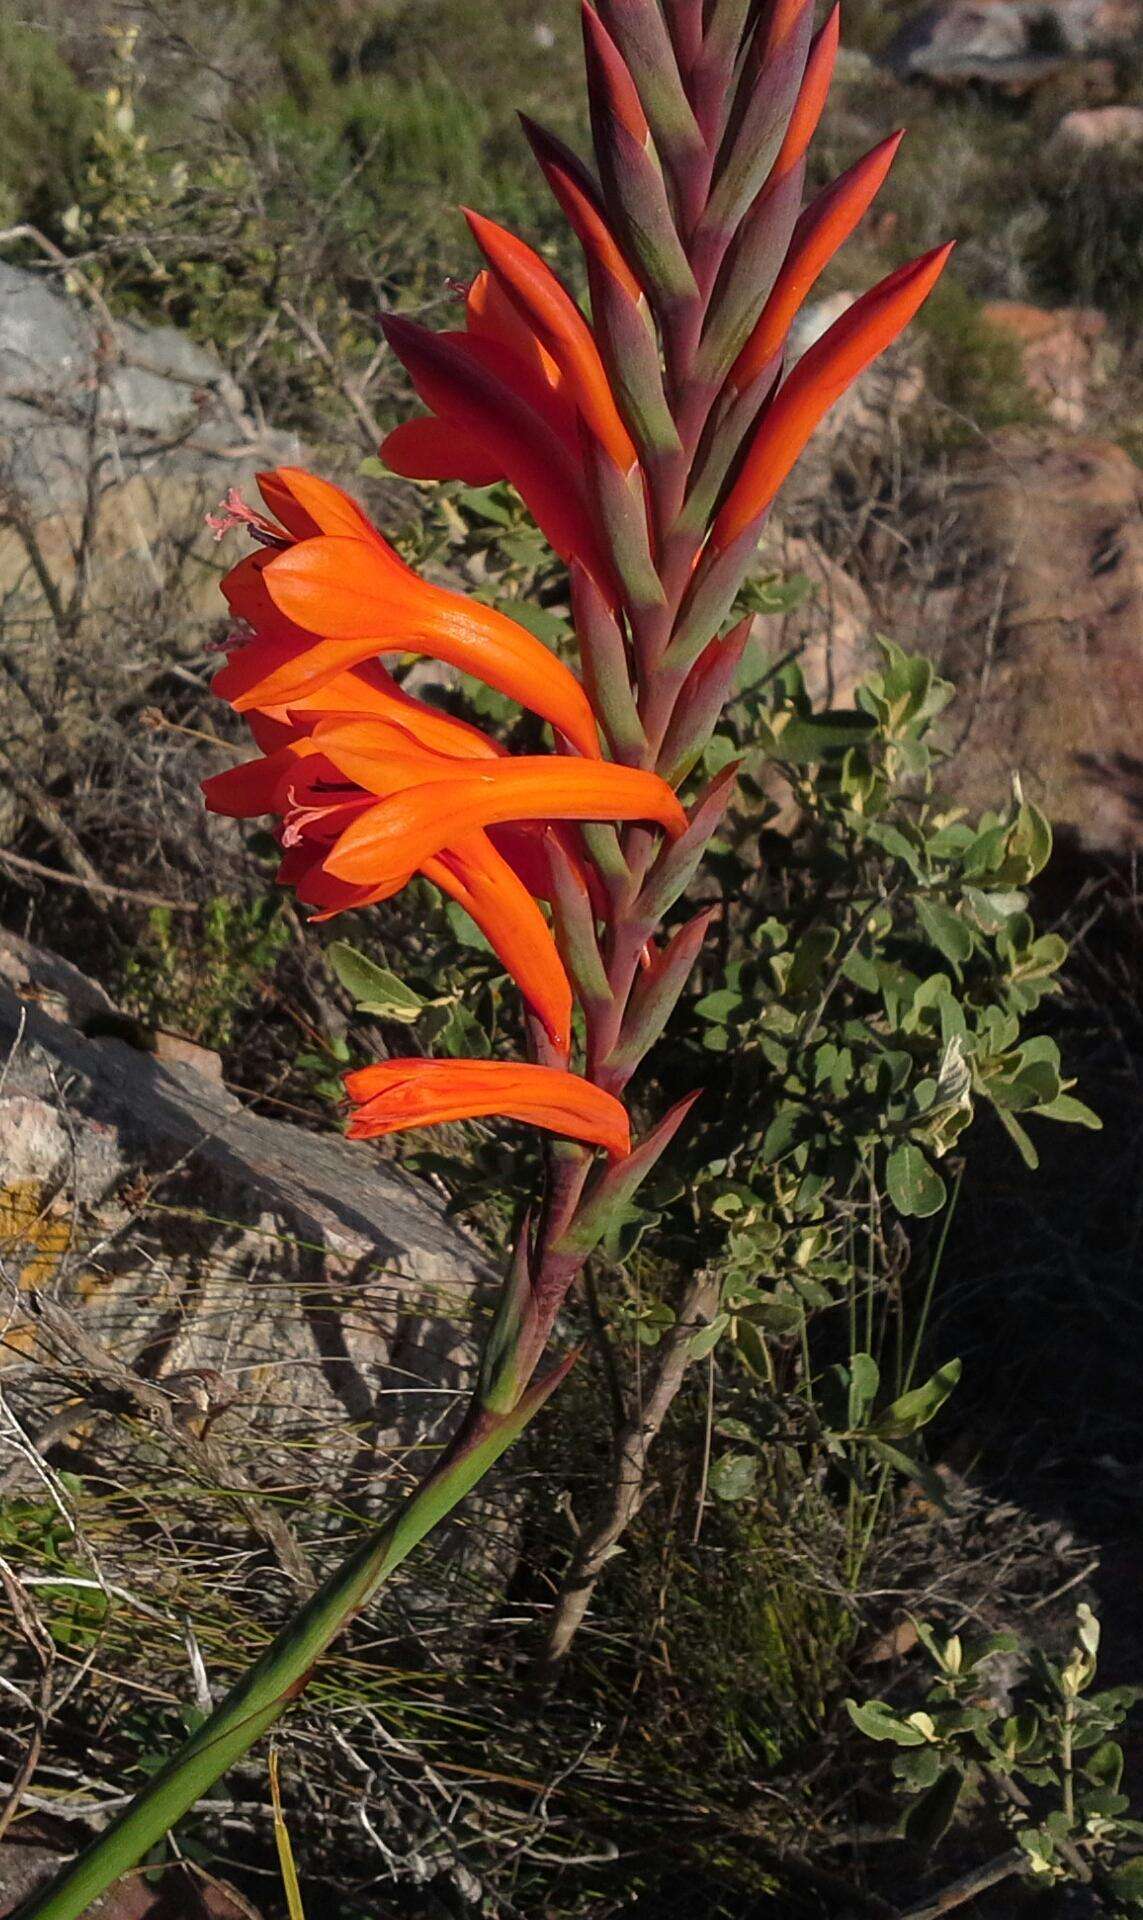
[203, 725, 576, 1052]
[212, 468, 601, 759]
[344, 1059, 631, 1159]
[463, 210, 638, 473]
[313, 739, 687, 891]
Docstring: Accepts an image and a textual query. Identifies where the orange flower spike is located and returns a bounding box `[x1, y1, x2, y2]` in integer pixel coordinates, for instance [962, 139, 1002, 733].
[344, 1059, 631, 1159]
[247, 534, 601, 758]
[317, 749, 687, 893]
[713, 244, 954, 552]
[464, 210, 638, 473]
[731, 131, 906, 393]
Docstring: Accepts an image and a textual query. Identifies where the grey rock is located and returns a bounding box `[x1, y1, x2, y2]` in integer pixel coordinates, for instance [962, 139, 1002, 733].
[0, 259, 301, 513]
[0, 928, 497, 1516]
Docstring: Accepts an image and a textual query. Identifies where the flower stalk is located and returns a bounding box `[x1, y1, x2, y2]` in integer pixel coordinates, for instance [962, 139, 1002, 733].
[19, 4, 948, 1912]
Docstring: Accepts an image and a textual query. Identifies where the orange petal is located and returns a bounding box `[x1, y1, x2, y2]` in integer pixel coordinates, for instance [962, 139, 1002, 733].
[247, 534, 600, 757]
[344, 1057, 630, 1157]
[318, 752, 687, 892]
[255, 468, 384, 544]
[285, 660, 502, 760]
[201, 738, 327, 817]
[466, 271, 564, 396]
[714, 244, 953, 551]
[382, 314, 618, 595]
[381, 416, 506, 486]
[731, 131, 905, 391]
[465, 209, 637, 472]
[425, 835, 573, 1053]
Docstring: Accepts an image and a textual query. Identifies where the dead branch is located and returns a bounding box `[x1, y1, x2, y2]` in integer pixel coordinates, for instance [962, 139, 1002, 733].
[0, 846, 196, 916]
[538, 1268, 721, 1678]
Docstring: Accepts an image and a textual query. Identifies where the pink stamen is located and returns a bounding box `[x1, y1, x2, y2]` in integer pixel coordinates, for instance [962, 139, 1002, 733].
[280, 786, 372, 849]
[205, 489, 290, 548]
[204, 622, 254, 656]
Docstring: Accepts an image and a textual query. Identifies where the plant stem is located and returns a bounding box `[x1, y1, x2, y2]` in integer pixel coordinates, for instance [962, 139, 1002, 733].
[13, 1362, 574, 1920]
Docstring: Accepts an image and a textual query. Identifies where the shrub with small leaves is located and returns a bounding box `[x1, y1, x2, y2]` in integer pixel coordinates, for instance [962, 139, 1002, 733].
[847, 1605, 1143, 1904]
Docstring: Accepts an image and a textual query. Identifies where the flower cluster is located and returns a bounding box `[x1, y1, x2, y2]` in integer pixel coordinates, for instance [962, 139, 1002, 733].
[204, 0, 948, 1175]
[204, 466, 683, 1148]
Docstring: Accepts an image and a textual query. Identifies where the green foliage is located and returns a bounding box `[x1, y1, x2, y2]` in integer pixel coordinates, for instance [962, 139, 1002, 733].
[119, 895, 289, 1050]
[675, 636, 1091, 1353]
[913, 277, 1044, 445]
[0, 10, 98, 228]
[848, 1605, 1143, 1899]
[1031, 142, 1143, 327]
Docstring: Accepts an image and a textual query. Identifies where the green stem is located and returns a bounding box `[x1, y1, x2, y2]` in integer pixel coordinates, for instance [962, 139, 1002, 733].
[14, 1360, 575, 1920]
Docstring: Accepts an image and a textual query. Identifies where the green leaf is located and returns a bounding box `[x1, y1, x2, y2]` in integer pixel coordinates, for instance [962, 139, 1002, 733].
[848, 1351, 880, 1427]
[886, 1143, 947, 1219]
[1086, 1741, 1126, 1793]
[993, 1104, 1040, 1170]
[1036, 1093, 1101, 1130]
[695, 987, 742, 1025]
[1108, 1859, 1143, 1905]
[915, 898, 974, 970]
[709, 1451, 758, 1503]
[865, 1439, 954, 1506]
[492, 598, 569, 646]
[689, 1314, 729, 1360]
[787, 926, 840, 994]
[766, 710, 877, 763]
[872, 1360, 962, 1440]
[326, 942, 425, 1022]
[903, 1765, 963, 1851]
[845, 1698, 929, 1746]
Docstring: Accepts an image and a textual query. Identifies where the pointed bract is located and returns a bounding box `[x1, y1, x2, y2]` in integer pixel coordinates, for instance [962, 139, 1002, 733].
[714, 244, 953, 551]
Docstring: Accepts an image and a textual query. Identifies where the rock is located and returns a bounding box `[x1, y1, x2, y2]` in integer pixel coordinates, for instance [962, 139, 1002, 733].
[0, 926, 497, 1524]
[882, 0, 1139, 86]
[0, 260, 301, 615]
[981, 301, 1110, 429]
[886, 0, 1030, 78]
[752, 530, 880, 711]
[937, 432, 1143, 856]
[1052, 103, 1143, 150]
[1039, 0, 1143, 47]
[0, 261, 306, 842]
[882, 0, 1072, 89]
[0, 1843, 258, 1918]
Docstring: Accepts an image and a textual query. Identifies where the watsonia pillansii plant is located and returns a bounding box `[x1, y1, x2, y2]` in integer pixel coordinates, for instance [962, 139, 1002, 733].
[21, 8, 950, 1915]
